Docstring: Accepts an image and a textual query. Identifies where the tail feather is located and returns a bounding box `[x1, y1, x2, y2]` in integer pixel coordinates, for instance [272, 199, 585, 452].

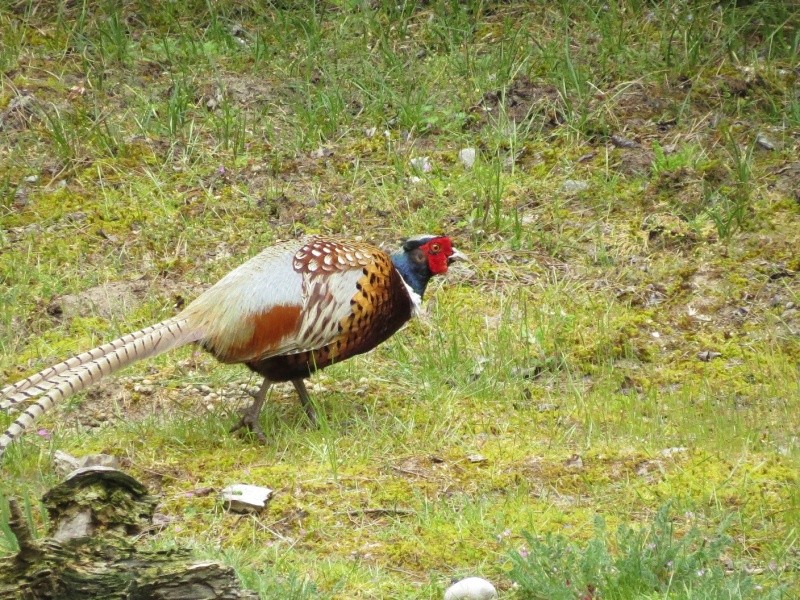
[0, 319, 182, 410]
[0, 318, 202, 458]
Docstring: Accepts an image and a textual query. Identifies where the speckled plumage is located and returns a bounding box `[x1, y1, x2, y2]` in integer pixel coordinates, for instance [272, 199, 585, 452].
[0, 234, 461, 455]
[249, 241, 415, 382]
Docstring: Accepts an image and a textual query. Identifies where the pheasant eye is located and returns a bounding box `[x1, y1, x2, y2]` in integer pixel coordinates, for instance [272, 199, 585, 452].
[429, 243, 441, 253]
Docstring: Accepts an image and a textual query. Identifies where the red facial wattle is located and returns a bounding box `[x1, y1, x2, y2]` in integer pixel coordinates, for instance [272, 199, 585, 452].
[420, 237, 454, 274]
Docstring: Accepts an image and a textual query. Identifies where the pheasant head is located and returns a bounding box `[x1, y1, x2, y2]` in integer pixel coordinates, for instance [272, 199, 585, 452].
[391, 235, 465, 298]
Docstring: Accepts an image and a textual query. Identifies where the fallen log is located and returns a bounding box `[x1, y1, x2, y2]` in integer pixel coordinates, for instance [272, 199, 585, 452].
[0, 466, 258, 600]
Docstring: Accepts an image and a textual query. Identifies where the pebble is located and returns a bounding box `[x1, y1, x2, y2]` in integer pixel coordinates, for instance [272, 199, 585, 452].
[444, 577, 497, 600]
[221, 484, 274, 514]
[755, 133, 777, 151]
[561, 179, 589, 193]
[459, 148, 477, 168]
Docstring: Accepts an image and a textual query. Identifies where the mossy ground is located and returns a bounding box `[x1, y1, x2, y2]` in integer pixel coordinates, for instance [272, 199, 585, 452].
[1, 1, 798, 598]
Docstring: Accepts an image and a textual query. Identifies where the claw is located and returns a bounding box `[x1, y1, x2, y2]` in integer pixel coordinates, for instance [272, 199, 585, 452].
[231, 378, 271, 443]
[230, 410, 268, 444]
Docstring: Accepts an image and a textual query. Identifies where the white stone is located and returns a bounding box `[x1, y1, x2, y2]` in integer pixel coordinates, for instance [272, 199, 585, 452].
[444, 577, 497, 600]
[221, 484, 274, 514]
[561, 179, 589, 193]
[459, 148, 477, 168]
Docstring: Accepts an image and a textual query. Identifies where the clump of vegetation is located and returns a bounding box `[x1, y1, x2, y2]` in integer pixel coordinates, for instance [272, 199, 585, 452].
[509, 505, 785, 599]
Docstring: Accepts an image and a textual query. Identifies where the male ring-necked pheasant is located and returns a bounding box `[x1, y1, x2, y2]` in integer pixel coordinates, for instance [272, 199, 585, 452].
[0, 234, 463, 456]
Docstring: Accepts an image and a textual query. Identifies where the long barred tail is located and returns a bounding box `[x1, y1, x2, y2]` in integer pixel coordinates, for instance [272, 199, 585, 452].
[0, 317, 202, 458]
[0, 319, 182, 411]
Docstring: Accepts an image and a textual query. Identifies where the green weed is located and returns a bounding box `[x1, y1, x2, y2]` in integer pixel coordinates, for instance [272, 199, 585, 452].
[509, 505, 785, 599]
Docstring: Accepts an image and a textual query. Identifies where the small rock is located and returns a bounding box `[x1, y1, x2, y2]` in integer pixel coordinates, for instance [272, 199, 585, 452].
[444, 577, 497, 600]
[410, 156, 432, 172]
[311, 146, 333, 159]
[24, 175, 38, 183]
[610, 133, 639, 148]
[660, 447, 688, 457]
[458, 148, 477, 168]
[13, 186, 29, 208]
[364, 127, 377, 138]
[54, 450, 82, 476]
[697, 350, 722, 362]
[467, 454, 487, 464]
[221, 484, 273, 514]
[561, 179, 589, 193]
[755, 133, 777, 151]
[564, 454, 583, 469]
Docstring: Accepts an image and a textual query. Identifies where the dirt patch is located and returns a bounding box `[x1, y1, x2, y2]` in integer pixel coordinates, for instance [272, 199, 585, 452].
[613, 147, 656, 177]
[473, 76, 562, 128]
[610, 85, 670, 129]
[47, 280, 151, 321]
[768, 162, 800, 204]
[196, 74, 275, 111]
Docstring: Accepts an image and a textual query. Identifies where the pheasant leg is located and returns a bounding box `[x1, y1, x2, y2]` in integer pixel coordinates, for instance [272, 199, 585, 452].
[292, 378, 317, 426]
[230, 377, 271, 443]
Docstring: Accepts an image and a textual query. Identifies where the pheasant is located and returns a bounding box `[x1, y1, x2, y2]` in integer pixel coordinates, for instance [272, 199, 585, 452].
[0, 234, 463, 457]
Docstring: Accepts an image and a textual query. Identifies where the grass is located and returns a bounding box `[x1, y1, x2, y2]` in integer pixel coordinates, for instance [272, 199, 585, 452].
[1, 1, 799, 597]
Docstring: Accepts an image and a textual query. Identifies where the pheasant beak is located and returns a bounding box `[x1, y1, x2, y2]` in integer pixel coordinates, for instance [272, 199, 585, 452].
[447, 248, 468, 266]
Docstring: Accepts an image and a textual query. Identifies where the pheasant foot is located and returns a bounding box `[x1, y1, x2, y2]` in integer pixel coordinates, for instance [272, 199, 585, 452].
[230, 409, 268, 443]
[230, 378, 271, 443]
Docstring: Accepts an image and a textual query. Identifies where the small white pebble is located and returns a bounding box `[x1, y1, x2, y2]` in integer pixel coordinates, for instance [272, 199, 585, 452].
[444, 577, 497, 600]
[459, 147, 477, 168]
[561, 179, 589, 193]
[221, 484, 273, 514]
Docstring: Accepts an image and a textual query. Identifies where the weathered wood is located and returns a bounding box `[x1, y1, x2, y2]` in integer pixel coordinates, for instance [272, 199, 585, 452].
[0, 466, 258, 600]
